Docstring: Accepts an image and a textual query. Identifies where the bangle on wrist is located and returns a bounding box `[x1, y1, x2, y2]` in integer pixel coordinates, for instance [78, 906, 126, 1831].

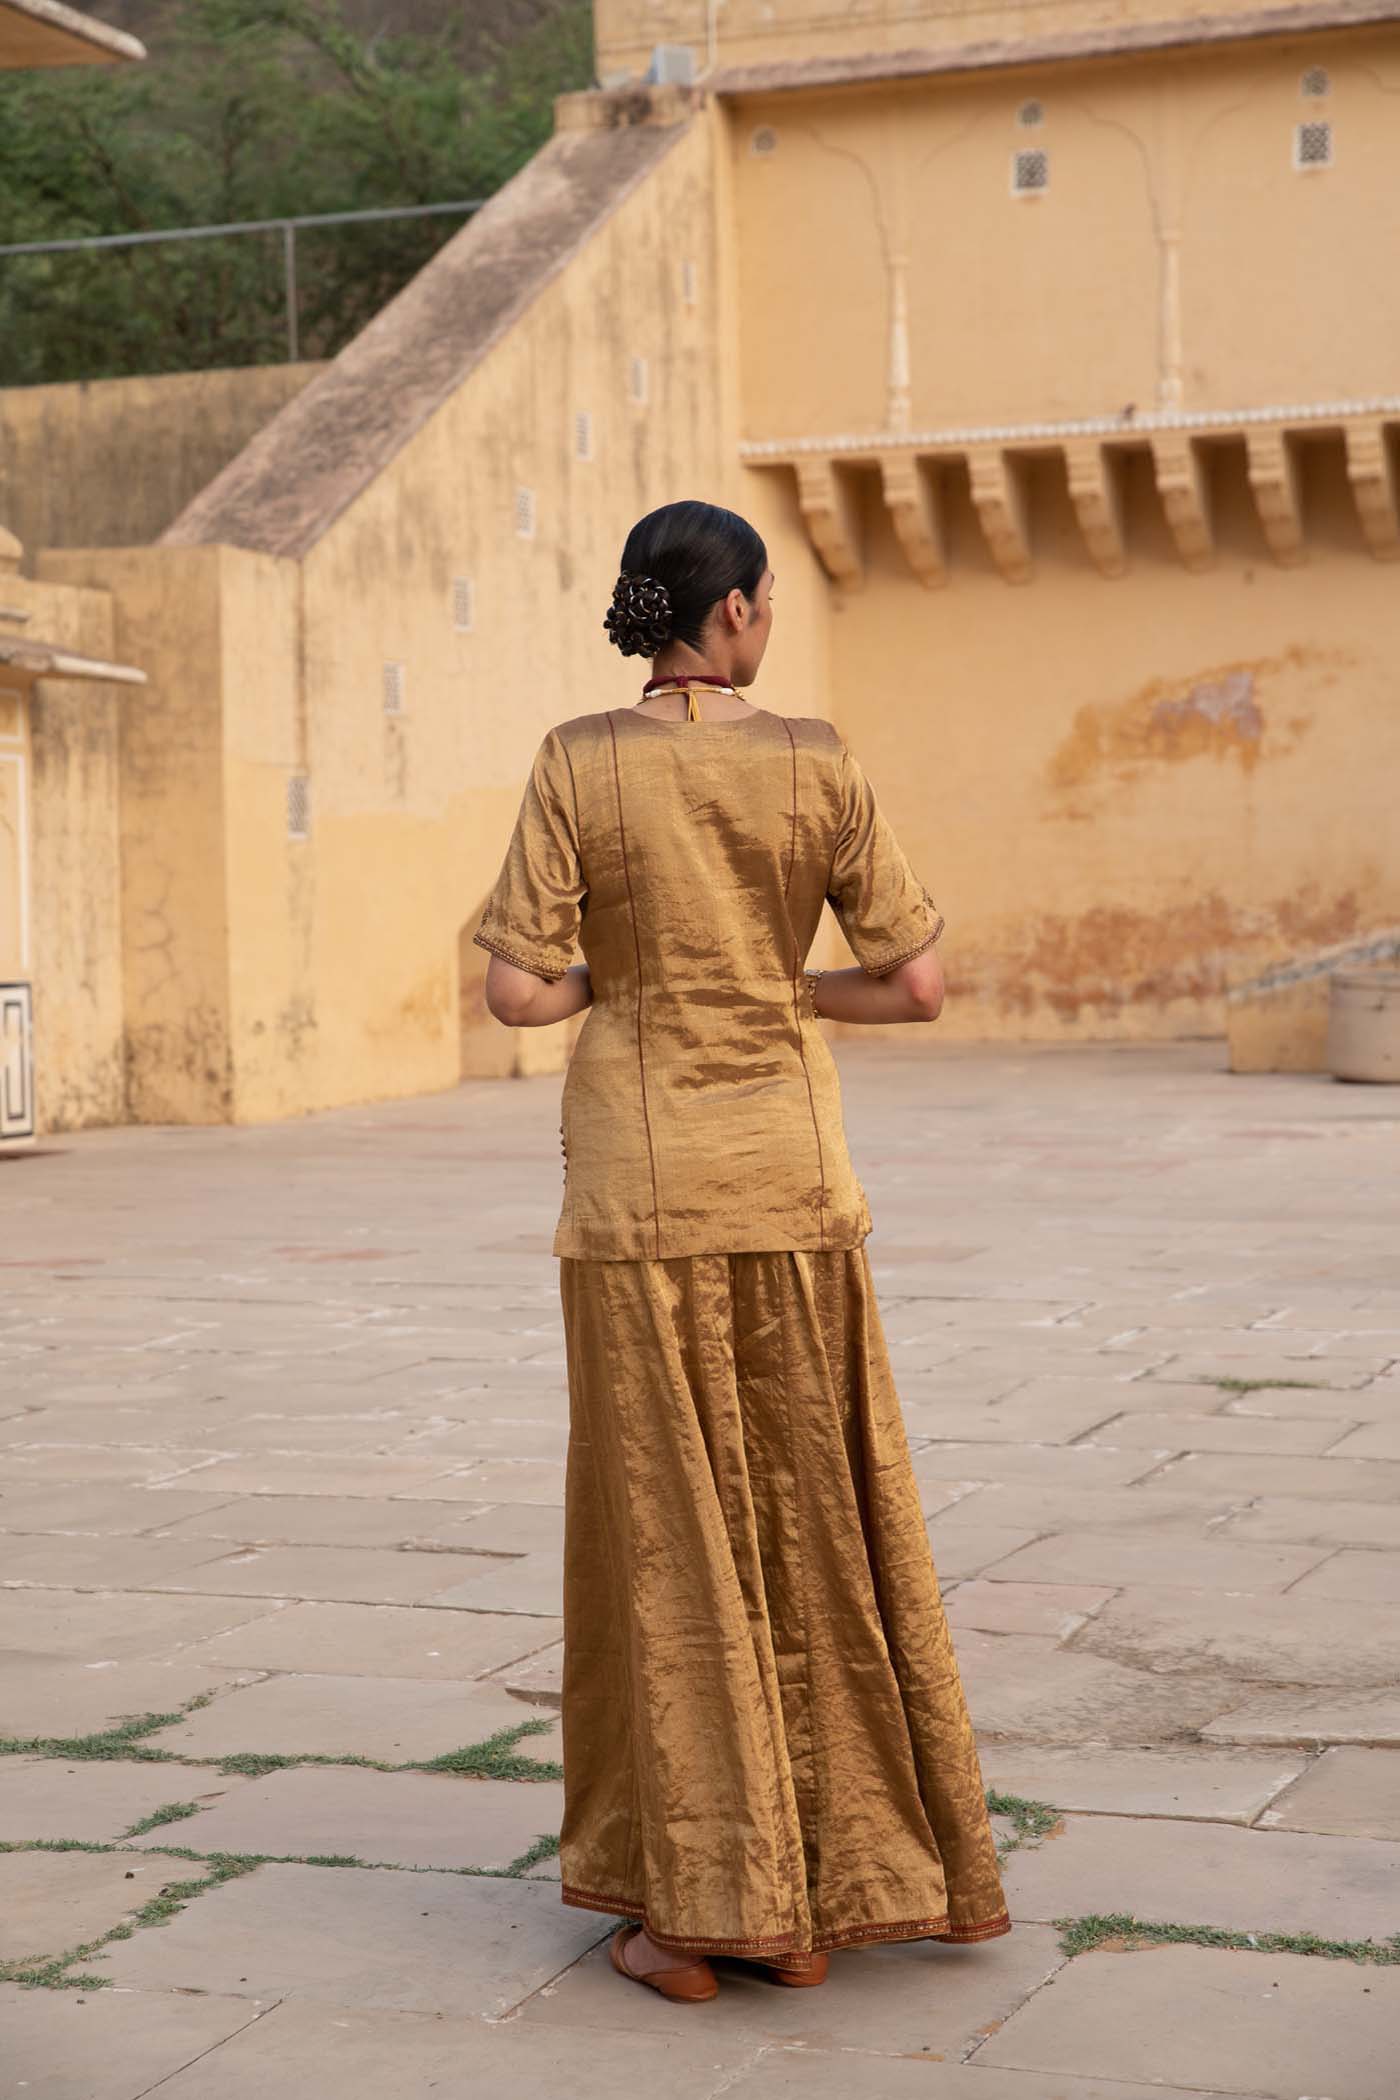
[801, 967, 826, 1020]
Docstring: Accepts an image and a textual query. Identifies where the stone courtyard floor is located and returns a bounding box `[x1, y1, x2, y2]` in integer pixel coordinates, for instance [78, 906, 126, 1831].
[2, 1038, 1399, 2099]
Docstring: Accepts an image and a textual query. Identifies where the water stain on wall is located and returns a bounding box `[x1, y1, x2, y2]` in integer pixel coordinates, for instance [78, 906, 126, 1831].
[963, 883, 1366, 1021]
[1047, 645, 1340, 798]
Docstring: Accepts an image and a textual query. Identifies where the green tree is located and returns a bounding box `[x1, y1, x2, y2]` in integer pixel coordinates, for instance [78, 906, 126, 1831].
[0, 0, 593, 383]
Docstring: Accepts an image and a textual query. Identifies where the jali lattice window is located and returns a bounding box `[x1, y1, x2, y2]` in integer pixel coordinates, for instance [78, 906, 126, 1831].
[1012, 148, 1050, 195]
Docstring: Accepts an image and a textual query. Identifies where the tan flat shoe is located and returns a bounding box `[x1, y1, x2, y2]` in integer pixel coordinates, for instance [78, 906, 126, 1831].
[750, 1950, 829, 1987]
[609, 1922, 718, 2002]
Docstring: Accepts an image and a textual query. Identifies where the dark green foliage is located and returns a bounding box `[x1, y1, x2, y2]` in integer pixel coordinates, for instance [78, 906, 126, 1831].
[0, 0, 593, 382]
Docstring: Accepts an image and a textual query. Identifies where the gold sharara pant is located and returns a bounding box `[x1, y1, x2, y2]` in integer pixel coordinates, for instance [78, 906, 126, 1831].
[556, 1246, 1011, 1963]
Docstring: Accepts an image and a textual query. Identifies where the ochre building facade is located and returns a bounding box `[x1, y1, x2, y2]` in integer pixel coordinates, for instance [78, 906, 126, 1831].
[7, 0, 1400, 1131]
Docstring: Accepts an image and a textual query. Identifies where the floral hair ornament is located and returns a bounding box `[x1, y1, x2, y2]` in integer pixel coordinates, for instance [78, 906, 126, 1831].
[604, 571, 674, 657]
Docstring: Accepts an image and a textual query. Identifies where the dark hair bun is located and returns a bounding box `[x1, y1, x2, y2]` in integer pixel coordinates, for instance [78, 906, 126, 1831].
[604, 572, 673, 657]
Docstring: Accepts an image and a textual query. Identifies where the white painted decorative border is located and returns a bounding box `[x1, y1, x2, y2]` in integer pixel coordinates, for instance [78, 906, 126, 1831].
[740, 396, 1400, 459]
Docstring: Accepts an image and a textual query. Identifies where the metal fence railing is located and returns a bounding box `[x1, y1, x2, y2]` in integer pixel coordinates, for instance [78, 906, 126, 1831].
[0, 200, 483, 363]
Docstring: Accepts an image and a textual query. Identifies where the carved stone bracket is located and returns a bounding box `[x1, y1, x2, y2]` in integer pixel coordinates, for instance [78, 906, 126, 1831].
[751, 405, 1400, 585]
[879, 453, 946, 589]
[1064, 441, 1126, 578]
[1150, 433, 1213, 571]
[1346, 420, 1400, 561]
[968, 448, 1031, 584]
[1246, 428, 1306, 567]
[794, 458, 863, 589]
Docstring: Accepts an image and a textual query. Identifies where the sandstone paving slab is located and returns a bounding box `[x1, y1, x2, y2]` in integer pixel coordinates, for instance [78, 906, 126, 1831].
[1258, 1747, 1400, 1838]
[0, 1983, 266, 2100]
[728, 2060, 1249, 2100]
[1216, 1495, 1400, 1547]
[521, 1917, 1067, 2061]
[489, 1641, 564, 1706]
[1201, 1686, 1400, 1748]
[0, 1444, 217, 1487]
[0, 1481, 246, 1536]
[976, 1942, 1400, 2100]
[147, 1998, 758, 2100]
[148, 1543, 487, 1606]
[976, 1744, 1306, 1824]
[1152, 1352, 1384, 1388]
[1151, 1449, 1400, 1501]
[0, 1848, 183, 1961]
[153, 1492, 510, 1549]
[978, 1375, 1235, 1415]
[394, 1456, 567, 1503]
[0, 1530, 235, 1590]
[176, 1598, 562, 1679]
[926, 1523, 1044, 1579]
[930, 1483, 1244, 1534]
[446, 1500, 565, 1552]
[951, 1345, 1174, 1384]
[0, 1403, 254, 1449]
[899, 1394, 1131, 1445]
[0, 1656, 256, 1743]
[179, 1412, 429, 1454]
[1287, 1547, 1400, 1602]
[1000, 1810, 1400, 1939]
[97, 1861, 602, 2013]
[984, 1531, 1329, 1594]
[1228, 1383, 1400, 1419]
[146, 1670, 562, 1764]
[943, 1581, 1115, 1638]
[955, 1632, 1242, 1745]
[0, 1757, 246, 1842]
[388, 1416, 568, 1460]
[160, 1453, 463, 1498]
[2, 1588, 287, 1663]
[129, 1764, 561, 1871]
[1075, 1585, 1400, 1688]
[1082, 1410, 1350, 1455]
[429, 1550, 564, 1616]
[1109, 1325, 1360, 1363]
[911, 1444, 1164, 1492]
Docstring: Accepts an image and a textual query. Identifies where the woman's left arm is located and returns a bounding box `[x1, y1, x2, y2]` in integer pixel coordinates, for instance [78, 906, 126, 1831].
[484, 956, 592, 1028]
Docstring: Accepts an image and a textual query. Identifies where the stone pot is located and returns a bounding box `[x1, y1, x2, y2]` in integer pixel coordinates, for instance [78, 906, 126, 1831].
[1328, 968, 1400, 1083]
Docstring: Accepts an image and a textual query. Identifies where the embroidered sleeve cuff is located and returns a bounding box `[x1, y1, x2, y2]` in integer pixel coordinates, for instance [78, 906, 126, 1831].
[862, 905, 946, 977]
[472, 926, 572, 984]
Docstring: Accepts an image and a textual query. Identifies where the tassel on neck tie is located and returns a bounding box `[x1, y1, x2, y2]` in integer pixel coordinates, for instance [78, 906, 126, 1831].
[687, 687, 701, 723]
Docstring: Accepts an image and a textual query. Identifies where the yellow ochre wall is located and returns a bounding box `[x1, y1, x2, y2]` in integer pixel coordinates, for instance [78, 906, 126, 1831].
[721, 31, 1400, 1039]
[0, 563, 126, 1129]
[1, 364, 322, 556]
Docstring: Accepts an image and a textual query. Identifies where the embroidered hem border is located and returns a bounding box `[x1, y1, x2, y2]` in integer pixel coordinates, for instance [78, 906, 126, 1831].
[562, 1882, 1012, 1959]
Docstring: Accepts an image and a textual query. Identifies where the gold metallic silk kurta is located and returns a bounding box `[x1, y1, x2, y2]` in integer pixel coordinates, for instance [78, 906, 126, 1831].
[474, 707, 945, 1260]
[474, 704, 1010, 1958]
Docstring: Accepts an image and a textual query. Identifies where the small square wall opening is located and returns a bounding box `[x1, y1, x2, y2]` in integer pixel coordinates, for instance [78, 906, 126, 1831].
[1012, 148, 1049, 195]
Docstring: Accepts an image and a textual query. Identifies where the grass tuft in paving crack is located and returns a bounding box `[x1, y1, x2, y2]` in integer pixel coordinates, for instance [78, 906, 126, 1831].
[985, 1788, 1061, 1859]
[1204, 1376, 1330, 1395]
[0, 1713, 183, 1763]
[420, 1718, 560, 1780]
[0, 1826, 564, 1990]
[120, 1801, 205, 1838]
[0, 1850, 255, 1992]
[2, 1695, 562, 1783]
[1056, 1911, 1400, 1965]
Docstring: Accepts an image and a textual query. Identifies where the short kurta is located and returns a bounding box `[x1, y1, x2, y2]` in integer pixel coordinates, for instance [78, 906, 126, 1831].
[474, 704, 1010, 1957]
[474, 706, 946, 1261]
